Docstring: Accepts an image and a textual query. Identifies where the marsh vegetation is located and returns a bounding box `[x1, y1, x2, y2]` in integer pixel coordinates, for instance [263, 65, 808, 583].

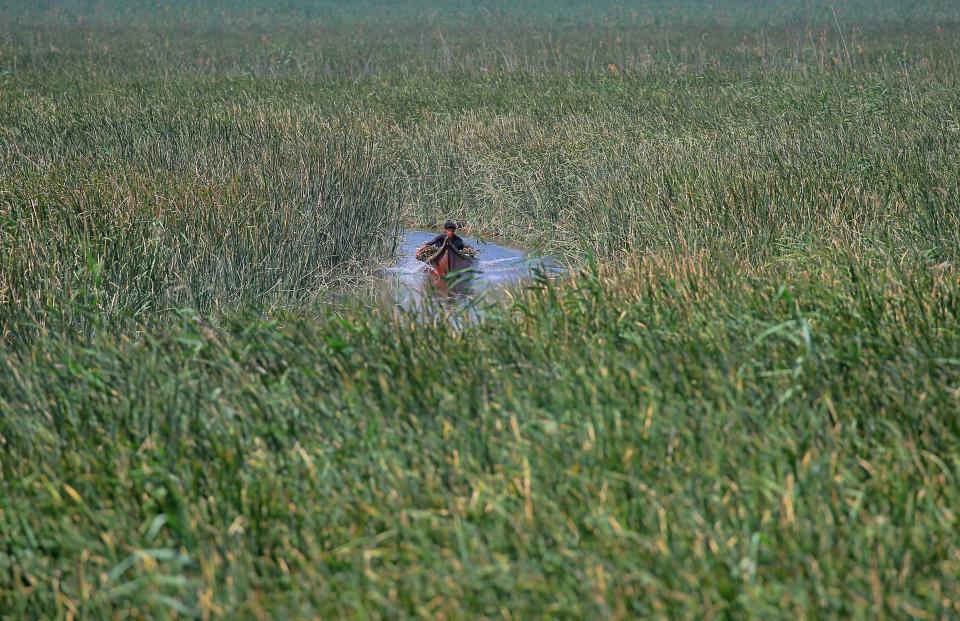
[1, 1, 959, 618]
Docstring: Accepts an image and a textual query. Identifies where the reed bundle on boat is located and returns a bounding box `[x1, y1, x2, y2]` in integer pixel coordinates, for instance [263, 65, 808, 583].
[415, 244, 478, 262]
[415, 242, 478, 277]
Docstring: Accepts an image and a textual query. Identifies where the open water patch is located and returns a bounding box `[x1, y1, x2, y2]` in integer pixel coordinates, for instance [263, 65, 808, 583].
[378, 229, 564, 313]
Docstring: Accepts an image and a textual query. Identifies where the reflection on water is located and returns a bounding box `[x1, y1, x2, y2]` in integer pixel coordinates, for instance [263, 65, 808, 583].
[378, 230, 564, 313]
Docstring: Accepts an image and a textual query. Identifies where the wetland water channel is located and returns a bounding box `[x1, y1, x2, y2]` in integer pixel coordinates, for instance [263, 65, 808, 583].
[378, 230, 564, 312]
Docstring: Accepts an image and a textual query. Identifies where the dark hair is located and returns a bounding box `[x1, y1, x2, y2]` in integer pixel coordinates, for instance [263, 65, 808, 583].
[443, 220, 457, 230]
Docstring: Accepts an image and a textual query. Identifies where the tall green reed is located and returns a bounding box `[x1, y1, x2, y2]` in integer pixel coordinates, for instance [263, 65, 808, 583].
[1, 112, 402, 339]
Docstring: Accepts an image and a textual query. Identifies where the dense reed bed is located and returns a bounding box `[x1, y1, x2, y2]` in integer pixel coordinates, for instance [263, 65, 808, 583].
[4, 66, 959, 334]
[1, 106, 402, 336]
[2, 1, 959, 618]
[3, 255, 959, 618]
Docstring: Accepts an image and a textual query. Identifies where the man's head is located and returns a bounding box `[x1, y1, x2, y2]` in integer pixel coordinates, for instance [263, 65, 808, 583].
[443, 220, 457, 238]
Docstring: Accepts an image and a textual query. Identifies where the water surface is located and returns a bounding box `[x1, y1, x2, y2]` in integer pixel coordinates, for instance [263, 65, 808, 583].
[379, 230, 563, 312]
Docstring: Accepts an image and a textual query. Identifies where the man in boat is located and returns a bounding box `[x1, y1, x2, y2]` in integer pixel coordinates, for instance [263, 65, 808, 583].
[425, 220, 466, 251]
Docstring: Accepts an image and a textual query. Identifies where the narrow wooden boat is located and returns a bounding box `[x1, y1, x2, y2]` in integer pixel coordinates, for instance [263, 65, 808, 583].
[425, 242, 476, 277]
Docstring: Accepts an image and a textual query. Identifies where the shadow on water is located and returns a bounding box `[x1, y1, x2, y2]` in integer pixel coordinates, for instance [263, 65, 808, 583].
[375, 230, 565, 318]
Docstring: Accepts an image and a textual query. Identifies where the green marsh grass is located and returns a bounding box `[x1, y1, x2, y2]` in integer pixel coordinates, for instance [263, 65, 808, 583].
[1, 1, 959, 618]
[3, 255, 959, 618]
[1, 112, 402, 336]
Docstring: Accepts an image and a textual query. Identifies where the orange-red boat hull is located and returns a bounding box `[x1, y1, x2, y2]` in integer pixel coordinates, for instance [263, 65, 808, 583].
[428, 244, 475, 277]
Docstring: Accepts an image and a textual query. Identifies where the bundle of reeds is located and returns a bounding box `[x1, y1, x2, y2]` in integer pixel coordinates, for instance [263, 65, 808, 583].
[415, 244, 437, 262]
[414, 244, 478, 262]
